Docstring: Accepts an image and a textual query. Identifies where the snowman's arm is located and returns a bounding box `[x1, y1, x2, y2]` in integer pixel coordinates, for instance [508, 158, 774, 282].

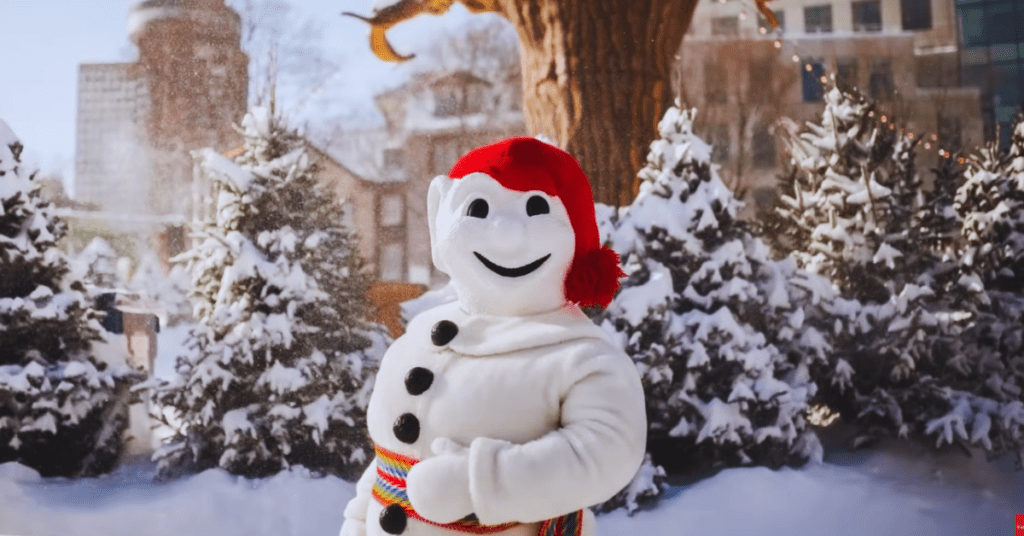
[466, 348, 647, 525]
[339, 460, 377, 536]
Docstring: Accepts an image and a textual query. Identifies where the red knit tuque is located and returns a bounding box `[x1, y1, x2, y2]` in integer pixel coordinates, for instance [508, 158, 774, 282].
[448, 137, 626, 309]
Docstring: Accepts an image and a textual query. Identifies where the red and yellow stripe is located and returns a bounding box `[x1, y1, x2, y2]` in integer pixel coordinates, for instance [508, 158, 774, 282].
[371, 444, 583, 536]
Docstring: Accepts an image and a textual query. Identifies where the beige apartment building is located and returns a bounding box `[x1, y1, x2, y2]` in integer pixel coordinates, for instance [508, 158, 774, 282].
[327, 70, 526, 287]
[679, 0, 983, 215]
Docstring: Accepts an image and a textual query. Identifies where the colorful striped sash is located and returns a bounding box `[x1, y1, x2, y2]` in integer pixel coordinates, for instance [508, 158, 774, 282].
[372, 444, 583, 536]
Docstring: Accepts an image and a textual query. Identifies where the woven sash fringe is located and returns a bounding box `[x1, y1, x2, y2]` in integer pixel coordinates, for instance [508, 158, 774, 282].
[537, 510, 583, 536]
[372, 444, 583, 536]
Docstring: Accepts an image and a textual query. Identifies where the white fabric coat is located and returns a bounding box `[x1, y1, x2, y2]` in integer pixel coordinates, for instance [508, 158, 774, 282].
[339, 301, 647, 536]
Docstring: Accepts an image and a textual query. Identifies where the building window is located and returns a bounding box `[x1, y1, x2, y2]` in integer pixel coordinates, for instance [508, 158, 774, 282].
[379, 242, 404, 281]
[705, 62, 728, 104]
[432, 140, 462, 174]
[802, 60, 826, 102]
[998, 120, 1012, 152]
[987, 1, 1018, 47]
[752, 122, 776, 169]
[994, 63, 1021, 108]
[710, 124, 730, 164]
[804, 5, 833, 33]
[434, 84, 486, 118]
[712, 16, 739, 36]
[383, 148, 403, 170]
[959, 6, 985, 48]
[836, 58, 859, 92]
[434, 89, 458, 117]
[381, 193, 404, 227]
[758, 10, 786, 33]
[868, 59, 895, 101]
[432, 144, 447, 174]
[852, 0, 882, 32]
[901, 0, 932, 31]
[465, 85, 485, 115]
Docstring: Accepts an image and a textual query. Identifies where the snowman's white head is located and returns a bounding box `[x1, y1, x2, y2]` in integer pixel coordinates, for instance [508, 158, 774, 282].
[427, 137, 624, 317]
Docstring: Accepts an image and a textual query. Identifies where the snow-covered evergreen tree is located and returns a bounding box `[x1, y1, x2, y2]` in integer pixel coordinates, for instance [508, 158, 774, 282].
[0, 119, 139, 476]
[598, 105, 829, 482]
[76, 237, 121, 291]
[774, 87, 1022, 463]
[956, 114, 1024, 293]
[919, 155, 963, 260]
[150, 106, 387, 479]
[934, 113, 1024, 465]
[776, 88, 924, 296]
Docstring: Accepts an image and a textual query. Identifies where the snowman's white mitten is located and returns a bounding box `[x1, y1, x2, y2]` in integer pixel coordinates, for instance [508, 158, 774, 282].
[431, 437, 468, 456]
[406, 442, 473, 524]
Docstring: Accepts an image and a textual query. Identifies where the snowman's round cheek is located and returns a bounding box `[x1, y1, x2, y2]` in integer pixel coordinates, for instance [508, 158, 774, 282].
[447, 220, 488, 251]
[527, 216, 573, 244]
[438, 224, 487, 271]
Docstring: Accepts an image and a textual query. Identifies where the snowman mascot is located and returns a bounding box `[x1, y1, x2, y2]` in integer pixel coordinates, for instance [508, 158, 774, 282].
[340, 137, 647, 536]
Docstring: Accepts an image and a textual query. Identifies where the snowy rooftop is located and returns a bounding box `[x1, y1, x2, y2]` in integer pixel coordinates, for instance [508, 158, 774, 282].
[311, 130, 409, 185]
[127, 1, 182, 43]
[375, 70, 524, 134]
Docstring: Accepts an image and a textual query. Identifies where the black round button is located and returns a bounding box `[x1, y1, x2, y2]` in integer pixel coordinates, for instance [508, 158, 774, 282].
[405, 367, 434, 396]
[431, 320, 458, 346]
[379, 503, 407, 534]
[393, 413, 420, 444]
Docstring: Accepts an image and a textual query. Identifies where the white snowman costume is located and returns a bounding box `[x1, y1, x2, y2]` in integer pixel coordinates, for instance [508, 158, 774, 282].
[340, 138, 647, 536]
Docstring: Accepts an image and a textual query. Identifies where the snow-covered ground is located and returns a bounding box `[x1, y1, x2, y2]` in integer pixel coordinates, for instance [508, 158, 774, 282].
[1, 324, 1019, 536]
[0, 460, 350, 536]
[601, 437, 1023, 536]
[0, 430, 1020, 536]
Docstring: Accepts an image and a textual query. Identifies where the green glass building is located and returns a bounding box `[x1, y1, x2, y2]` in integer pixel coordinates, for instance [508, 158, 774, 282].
[957, 0, 1024, 147]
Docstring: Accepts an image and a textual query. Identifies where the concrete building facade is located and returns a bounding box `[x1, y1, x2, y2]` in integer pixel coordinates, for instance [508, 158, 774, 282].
[74, 0, 247, 225]
[679, 0, 983, 215]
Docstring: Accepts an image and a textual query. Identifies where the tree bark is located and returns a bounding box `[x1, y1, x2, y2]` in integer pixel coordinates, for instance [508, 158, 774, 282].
[500, 0, 697, 206]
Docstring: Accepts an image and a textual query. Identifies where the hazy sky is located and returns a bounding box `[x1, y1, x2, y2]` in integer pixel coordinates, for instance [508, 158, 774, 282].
[0, 0, 492, 187]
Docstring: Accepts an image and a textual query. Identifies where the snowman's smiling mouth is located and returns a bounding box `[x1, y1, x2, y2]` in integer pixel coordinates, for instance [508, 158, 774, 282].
[474, 252, 551, 278]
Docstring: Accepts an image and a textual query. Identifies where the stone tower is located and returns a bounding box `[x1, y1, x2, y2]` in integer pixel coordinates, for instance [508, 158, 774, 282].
[127, 0, 248, 216]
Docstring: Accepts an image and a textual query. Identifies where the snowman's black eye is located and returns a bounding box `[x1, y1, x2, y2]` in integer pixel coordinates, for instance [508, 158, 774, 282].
[526, 196, 549, 216]
[467, 199, 489, 218]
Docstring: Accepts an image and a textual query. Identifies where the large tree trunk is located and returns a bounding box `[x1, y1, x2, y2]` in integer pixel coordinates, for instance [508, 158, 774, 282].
[501, 0, 697, 206]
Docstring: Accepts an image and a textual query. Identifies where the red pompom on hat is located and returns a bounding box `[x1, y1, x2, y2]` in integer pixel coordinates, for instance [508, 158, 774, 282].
[448, 137, 626, 309]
